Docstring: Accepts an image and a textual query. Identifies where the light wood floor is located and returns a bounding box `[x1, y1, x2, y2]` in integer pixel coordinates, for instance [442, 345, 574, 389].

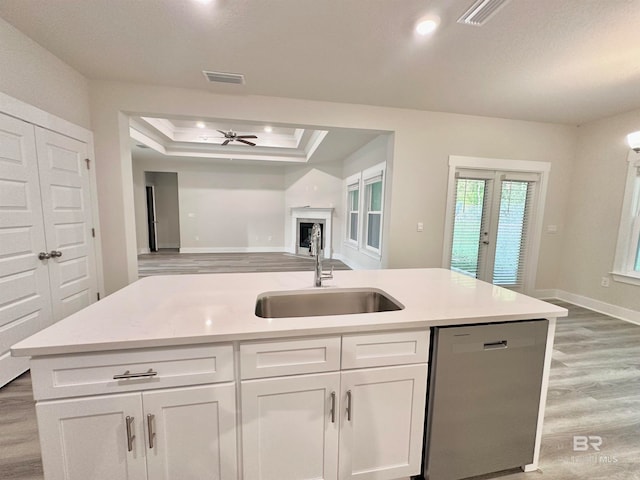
[138, 251, 351, 277]
[2, 284, 640, 479]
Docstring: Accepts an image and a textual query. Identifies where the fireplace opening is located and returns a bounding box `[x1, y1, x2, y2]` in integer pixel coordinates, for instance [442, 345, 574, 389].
[299, 222, 324, 252]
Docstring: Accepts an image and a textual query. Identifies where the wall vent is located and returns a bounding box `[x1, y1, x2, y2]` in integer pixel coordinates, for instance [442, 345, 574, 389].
[202, 70, 245, 85]
[457, 0, 511, 26]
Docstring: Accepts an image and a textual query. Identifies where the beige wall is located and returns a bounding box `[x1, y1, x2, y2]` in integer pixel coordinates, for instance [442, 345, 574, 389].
[0, 17, 90, 129]
[558, 108, 640, 311]
[89, 80, 577, 294]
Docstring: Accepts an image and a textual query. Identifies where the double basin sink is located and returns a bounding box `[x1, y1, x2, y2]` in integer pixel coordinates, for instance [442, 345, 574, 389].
[255, 287, 404, 318]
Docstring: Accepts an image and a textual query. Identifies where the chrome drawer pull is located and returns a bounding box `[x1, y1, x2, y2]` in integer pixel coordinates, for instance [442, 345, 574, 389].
[330, 391, 336, 423]
[125, 416, 135, 452]
[147, 414, 155, 449]
[113, 369, 158, 380]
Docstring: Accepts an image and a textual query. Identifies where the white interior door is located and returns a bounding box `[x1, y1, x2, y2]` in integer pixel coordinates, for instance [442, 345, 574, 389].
[143, 384, 238, 480]
[0, 113, 53, 386]
[35, 127, 98, 321]
[448, 169, 539, 292]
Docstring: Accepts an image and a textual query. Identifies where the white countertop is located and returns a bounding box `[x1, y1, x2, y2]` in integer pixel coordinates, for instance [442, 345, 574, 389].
[12, 268, 567, 357]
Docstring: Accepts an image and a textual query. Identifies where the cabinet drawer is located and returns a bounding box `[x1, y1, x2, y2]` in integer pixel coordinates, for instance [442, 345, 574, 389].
[240, 336, 341, 379]
[30, 343, 234, 400]
[341, 330, 429, 369]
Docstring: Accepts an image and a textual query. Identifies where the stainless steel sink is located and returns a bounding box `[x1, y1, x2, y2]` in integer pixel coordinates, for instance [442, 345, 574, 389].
[255, 288, 404, 318]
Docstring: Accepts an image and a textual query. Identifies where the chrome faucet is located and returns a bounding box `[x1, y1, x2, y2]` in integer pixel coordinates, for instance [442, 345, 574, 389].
[310, 223, 333, 287]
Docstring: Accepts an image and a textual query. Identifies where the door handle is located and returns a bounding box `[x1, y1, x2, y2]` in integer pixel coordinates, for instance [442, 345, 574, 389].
[38, 252, 51, 260]
[50, 250, 63, 258]
[346, 390, 352, 421]
[330, 391, 336, 423]
[147, 414, 155, 449]
[125, 416, 135, 452]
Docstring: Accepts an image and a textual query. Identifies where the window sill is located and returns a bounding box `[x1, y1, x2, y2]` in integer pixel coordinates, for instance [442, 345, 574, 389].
[611, 271, 640, 286]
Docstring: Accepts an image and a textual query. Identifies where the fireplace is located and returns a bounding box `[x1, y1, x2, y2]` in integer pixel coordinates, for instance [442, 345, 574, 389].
[290, 207, 333, 259]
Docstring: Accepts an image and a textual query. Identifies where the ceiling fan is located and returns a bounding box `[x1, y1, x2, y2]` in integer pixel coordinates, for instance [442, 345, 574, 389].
[216, 129, 258, 146]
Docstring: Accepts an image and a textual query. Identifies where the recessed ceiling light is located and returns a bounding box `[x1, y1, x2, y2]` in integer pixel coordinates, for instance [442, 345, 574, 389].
[194, 0, 213, 5]
[416, 17, 440, 36]
[264, 126, 273, 133]
[197, 122, 206, 129]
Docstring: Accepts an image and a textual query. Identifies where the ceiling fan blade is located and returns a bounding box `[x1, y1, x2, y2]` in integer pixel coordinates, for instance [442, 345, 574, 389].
[236, 138, 256, 146]
[236, 135, 258, 139]
[216, 130, 229, 137]
[221, 139, 231, 145]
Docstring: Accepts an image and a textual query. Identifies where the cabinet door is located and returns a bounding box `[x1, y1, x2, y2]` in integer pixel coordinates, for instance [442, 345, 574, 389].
[143, 383, 238, 480]
[0, 112, 52, 387]
[242, 372, 341, 480]
[36, 393, 147, 480]
[34, 126, 98, 321]
[338, 364, 428, 480]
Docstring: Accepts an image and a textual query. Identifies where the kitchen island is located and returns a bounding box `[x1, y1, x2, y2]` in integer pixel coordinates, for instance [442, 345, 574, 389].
[12, 268, 567, 480]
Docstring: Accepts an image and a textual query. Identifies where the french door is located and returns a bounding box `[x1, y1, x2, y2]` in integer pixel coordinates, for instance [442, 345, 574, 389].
[447, 169, 540, 292]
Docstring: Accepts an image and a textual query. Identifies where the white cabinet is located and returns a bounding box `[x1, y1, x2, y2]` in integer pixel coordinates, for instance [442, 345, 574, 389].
[0, 110, 99, 387]
[36, 392, 147, 480]
[241, 372, 341, 480]
[338, 365, 428, 480]
[240, 331, 429, 480]
[37, 384, 238, 480]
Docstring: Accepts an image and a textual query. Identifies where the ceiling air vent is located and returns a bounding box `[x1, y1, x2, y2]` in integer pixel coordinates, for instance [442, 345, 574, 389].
[457, 0, 511, 26]
[202, 70, 245, 85]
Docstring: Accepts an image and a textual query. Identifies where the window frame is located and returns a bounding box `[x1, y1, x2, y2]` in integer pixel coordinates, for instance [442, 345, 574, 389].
[612, 151, 640, 286]
[345, 172, 361, 246]
[343, 163, 386, 259]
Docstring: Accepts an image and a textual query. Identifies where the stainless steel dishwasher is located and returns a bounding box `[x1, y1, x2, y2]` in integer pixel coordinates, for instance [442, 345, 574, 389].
[424, 319, 549, 480]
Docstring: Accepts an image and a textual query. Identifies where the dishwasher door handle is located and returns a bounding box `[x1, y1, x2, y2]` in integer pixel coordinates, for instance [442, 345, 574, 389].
[483, 340, 508, 350]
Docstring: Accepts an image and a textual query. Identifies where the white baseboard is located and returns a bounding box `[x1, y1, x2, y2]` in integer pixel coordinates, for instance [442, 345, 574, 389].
[179, 247, 287, 254]
[157, 243, 180, 249]
[532, 288, 640, 326]
[138, 248, 150, 255]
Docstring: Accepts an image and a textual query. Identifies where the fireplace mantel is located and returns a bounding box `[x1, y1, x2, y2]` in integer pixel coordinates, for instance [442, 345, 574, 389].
[290, 207, 334, 259]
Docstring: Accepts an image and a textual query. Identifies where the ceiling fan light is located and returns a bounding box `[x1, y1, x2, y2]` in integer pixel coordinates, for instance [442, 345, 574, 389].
[627, 131, 640, 152]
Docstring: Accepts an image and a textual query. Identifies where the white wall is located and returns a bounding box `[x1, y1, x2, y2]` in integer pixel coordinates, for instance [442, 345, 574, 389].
[284, 162, 344, 256]
[0, 17, 90, 129]
[558, 108, 640, 312]
[132, 155, 286, 253]
[340, 135, 393, 269]
[89, 80, 577, 294]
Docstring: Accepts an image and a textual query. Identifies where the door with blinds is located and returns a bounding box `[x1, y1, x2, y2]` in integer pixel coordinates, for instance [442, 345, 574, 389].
[447, 169, 540, 292]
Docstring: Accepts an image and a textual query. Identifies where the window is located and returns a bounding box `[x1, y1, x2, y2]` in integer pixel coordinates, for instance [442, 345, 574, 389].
[347, 181, 360, 243]
[612, 153, 640, 285]
[344, 163, 385, 257]
[365, 176, 383, 251]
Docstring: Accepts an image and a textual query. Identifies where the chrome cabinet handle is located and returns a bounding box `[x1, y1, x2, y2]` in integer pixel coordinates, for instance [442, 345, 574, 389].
[50, 250, 63, 258]
[125, 416, 135, 452]
[147, 414, 155, 449]
[38, 252, 51, 260]
[346, 390, 352, 421]
[330, 391, 336, 423]
[113, 369, 158, 380]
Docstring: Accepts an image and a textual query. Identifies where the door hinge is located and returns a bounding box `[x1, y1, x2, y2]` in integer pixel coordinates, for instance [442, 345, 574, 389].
[91, 228, 96, 238]
[85, 158, 91, 170]
[97, 292, 101, 301]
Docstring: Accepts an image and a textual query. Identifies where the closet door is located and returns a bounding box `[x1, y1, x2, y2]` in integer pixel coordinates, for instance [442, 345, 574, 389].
[35, 127, 98, 321]
[0, 113, 52, 386]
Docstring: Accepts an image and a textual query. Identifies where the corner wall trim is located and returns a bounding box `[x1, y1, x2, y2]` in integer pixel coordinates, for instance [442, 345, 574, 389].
[532, 289, 640, 326]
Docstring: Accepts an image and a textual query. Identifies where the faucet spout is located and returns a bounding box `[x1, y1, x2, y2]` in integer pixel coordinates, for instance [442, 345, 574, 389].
[310, 223, 332, 287]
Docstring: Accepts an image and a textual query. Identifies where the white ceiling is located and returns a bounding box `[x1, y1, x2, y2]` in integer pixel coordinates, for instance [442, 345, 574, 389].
[1, 0, 640, 125]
